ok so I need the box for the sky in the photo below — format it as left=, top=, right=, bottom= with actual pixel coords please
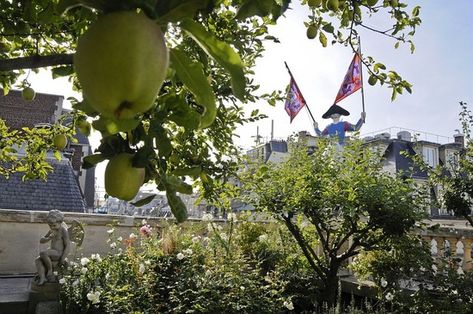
left=237, top=0, right=473, bottom=147
left=27, top=0, right=473, bottom=187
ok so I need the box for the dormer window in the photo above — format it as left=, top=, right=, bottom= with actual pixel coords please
left=422, top=146, right=438, bottom=167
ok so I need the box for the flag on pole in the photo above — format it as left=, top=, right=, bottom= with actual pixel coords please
left=334, top=52, right=362, bottom=104
left=284, top=77, right=307, bottom=123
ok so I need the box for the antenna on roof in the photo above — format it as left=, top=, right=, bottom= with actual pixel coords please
left=251, top=126, right=262, bottom=145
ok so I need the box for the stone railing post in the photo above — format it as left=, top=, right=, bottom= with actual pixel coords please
left=463, top=238, right=472, bottom=271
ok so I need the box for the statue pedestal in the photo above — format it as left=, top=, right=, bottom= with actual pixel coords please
left=29, top=281, right=61, bottom=314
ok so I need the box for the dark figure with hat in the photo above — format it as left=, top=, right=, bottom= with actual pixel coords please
left=313, top=104, right=366, bottom=144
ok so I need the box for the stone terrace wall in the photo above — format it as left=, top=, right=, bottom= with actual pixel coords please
left=0, top=209, right=164, bottom=274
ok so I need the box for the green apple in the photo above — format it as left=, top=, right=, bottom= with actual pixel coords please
left=74, top=11, right=169, bottom=120
left=306, top=25, right=318, bottom=39
left=327, top=0, right=339, bottom=11
left=105, top=153, right=145, bottom=201
left=76, top=119, right=91, bottom=136
left=53, top=133, right=67, bottom=150
left=22, top=87, right=36, bottom=101
left=307, top=0, right=322, bottom=8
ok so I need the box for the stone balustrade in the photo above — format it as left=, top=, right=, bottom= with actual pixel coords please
left=420, top=221, right=473, bottom=272
left=1, top=209, right=472, bottom=275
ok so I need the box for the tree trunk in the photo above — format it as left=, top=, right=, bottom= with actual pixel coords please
left=319, top=265, right=340, bottom=309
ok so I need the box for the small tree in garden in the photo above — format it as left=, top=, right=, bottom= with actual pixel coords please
left=242, top=138, right=427, bottom=307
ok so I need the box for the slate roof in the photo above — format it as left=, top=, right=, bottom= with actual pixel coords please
left=0, top=159, right=86, bottom=212
left=0, top=89, right=63, bottom=129
left=382, top=139, right=428, bottom=179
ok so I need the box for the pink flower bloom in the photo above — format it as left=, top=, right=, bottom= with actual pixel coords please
left=140, top=225, right=152, bottom=237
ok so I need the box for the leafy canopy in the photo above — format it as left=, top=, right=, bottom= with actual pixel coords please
left=241, top=137, right=426, bottom=305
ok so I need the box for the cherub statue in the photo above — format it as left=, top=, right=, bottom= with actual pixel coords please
left=35, top=210, right=71, bottom=285
left=313, top=104, right=365, bottom=144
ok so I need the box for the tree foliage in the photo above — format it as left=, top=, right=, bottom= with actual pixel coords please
left=420, top=102, right=473, bottom=226
left=241, top=138, right=427, bottom=306
left=0, top=0, right=422, bottom=219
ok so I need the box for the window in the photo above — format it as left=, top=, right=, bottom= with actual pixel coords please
left=422, top=146, right=438, bottom=167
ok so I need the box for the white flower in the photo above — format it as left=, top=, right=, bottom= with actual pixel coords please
left=141, top=219, right=147, bottom=225
left=192, top=236, right=200, bottom=244
left=53, top=271, right=58, bottom=276
left=144, top=260, right=151, bottom=265
left=240, top=286, right=245, bottom=291
left=283, top=300, right=294, bottom=310
left=183, top=248, right=193, bottom=255
left=59, top=278, right=66, bottom=284
left=227, top=213, right=237, bottom=222
left=105, top=273, right=110, bottom=280
left=452, top=289, right=458, bottom=295
left=81, top=267, right=88, bottom=274
left=110, top=242, right=117, bottom=249
left=118, top=248, right=123, bottom=254
left=90, top=254, right=102, bottom=262
left=380, top=278, right=388, bottom=288
left=385, top=292, right=394, bottom=301
left=207, top=223, right=213, bottom=233
left=107, top=228, right=115, bottom=234
left=202, top=213, right=213, bottom=221
left=87, top=291, right=101, bottom=304
left=220, top=232, right=228, bottom=241
left=80, top=257, right=90, bottom=266
left=258, top=234, right=268, bottom=242
left=72, top=279, right=79, bottom=287
left=117, top=236, right=123, bottom=241
left=176, top=253, right=185, bottom=260
left=139, top=263, right=146, bottom=274
left=129, top=233, right=137, bottom=239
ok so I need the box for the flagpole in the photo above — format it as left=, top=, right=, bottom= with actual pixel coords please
left=357, top=38, right=366, bottom=119
left=284, top=61, right=316, bottom=123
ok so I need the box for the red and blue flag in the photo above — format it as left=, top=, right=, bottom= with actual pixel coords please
left=284, top=78, right=307, bottom=123
left=334, top=52, right=362, bottom=104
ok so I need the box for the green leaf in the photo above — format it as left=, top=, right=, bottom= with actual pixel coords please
left=82, top=153, right=106, bottom=169
left=150, top=123, right=172, bottom=158
left=53, top=150, right=62, bottom=161
left=374, top=63, right=386, bottom=72
left=52, top=66, right=74, bottom=79
left=92, top=116, right=141, bottom=135
left=235, top=0, right=275, bottom=20
left=180, top=18, right=246, bottom=101
left=322, top=23, right=334, bottom=33
left=172, top=165, right=202, bottom=177
left=157, top=0, right=209, bottom=23
left=131, top=194, right=156, bottom=207
left=170, top=49, right=217, bottom=128
left=166, top=175, right=193, bottom=194
left=319, top=32, right=327, bottom=47
left=166, top=189, right=188, bottom=223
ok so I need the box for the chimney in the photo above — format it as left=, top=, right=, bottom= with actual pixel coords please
left=453, top=131, right=464, bottom=148
left=397, top=131, right=411, bottom=142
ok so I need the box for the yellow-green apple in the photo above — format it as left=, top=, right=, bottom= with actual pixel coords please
left=105, top=153, right=145, bottom=201
left=74, top=11, right=169, bottom=119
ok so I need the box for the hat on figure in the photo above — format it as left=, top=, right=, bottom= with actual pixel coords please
left=322, top=104, right=350, bottom=119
